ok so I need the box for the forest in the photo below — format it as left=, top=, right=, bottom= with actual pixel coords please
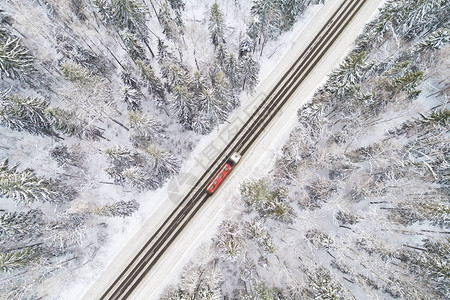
left=160, top=0, right=449, bottom=299
left=0, top=0, right=327, bottom=298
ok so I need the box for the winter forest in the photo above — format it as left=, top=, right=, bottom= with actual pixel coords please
left=159, top=1, right=450, bottom=300
left=0, top=0, right=332, bottom=298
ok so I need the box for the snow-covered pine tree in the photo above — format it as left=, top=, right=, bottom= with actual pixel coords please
left=0, top=210, right=43, bottom=238
left=0, top=158, right=76, bottom=205
left=49, top=144, right=80, bottom=167
left=325, top=51, right=369, bottom=97
left=124, top=85, right=141, bottom=111
left=145, top=145, right=180, bottom=180
left=0, top=93, right=55, bottom=136
left=104, top=146, right=146, bottom=184
left=172, top=84, right=193, bottom=128
left=129, top=111, right=162, bottom=146
left=223, top=54, right=240, bottom=92
left=167, top=0, right=185, bottom=12
left=46, top=107, right=102, bottom=140
left=60, top=62, right=92, bottom=82
left=209, top=3, right=226, bottom=48
left=124, top=33, right=146, bottom=61
left=0, top=36, right=34, bottom=80
left=0, top=247, right=38, bottom=273
left=135, top=60, right=166, bottom=105
left=122, top=166, right=158, bottom=190
left=93, top=199, right=140, bottom=217
left=164, top=64, right=190, bottom=93
left=415, top=28, right=450, bottom=53
left=212, top=71, right=235, bottom=109
left=239, top=54, right=260, bottom=93
left=158, top=2, right=180, bottom=43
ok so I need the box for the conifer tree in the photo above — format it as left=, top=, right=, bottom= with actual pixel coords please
left=0, top=158, right=76, bottom=205
left=0, top=93, right=54, bottom=136
left=0, top=247, right=38, bottom=273
left=93, top=199, right=140, bottom=217
left=0, top=37, right=34, bottom=80
left=60, top=62, right=92, bottom=82
left=415, top=28, right=450, bottom=53
left=124, top=33, right=146, bottom=61
left=239, top=54, right=260, bottom=93
left=172, top=84, right=193, bottom=128
left=135, top=60, right=166, bottom=105
left=46, top=107, right=102, bottom=140
left=209, top=3, right=226, bottom=48
left=129, top=111, right=162, bottom=146
left=0, top=210, right=43, bottom=238
left=145, top=145, right=180, bottom=179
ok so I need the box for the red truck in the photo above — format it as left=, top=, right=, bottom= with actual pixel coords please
left=205, top=152, right=241, bottom=194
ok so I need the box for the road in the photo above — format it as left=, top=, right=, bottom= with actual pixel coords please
left=87, top=0, right=383, bottom=299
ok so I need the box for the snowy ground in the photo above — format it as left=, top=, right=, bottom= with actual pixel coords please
left=79, top=1, right=385, bottom=299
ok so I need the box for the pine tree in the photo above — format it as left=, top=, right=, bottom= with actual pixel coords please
left=60, top=62, right=92, bottom=82
left=122, top=166, right=158, bottom=190
left=167, top=0, right=185, bottom=11
left=135, top=60, right=166, bottom=105
left=145, top=145, right=180, bottom=179
left=129, top=111, right=162, bottom=145
left=223, top=54, right=240, bottom=91
left=415, top=28, right=450, bottom=53
left=123, top=85, right=141, bottom=111
left=158, top=3, right=180, bottom=42
left=0, top=93, right=54, bottom=136
left=46, top=107, right=102, bottom=140
left=212, top=71, right=234, bottom=109
left=0, top=37, right=34, bottom=80
left=49, top=144, right=82, bottom=167
left=172, top=84, right=193, bottom=128
left=326, top=52, right=368, bottom=97
left=124, top=33, right=146, bottom=61
left=164, top=64, right=190, bottom=92
left=209, top=3, right=226, bottom=48
left=239, top=54, right=260, bottom=93
left=0, top=158, right=76, bottom=205
left=0, top=210, right=43, bottom=238
left=93, top=199, right=140, bottom=217
left=0, top=247, right=38, bottom=273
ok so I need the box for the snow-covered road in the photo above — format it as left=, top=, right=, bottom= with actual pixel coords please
left=82, top=1, right=385, bottom=299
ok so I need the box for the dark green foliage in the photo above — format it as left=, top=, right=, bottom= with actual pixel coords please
left=0, top=37, right=34, bottom=80
left=239, top=54, right=260, bottom=93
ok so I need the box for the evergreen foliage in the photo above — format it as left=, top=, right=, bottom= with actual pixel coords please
left=0, top=93, right=55, bottom=136
left=135, top=60, right=166, bottom=105
left=0, top=247, right=38, bottom=273
left=129, top=111, right=162, bottom=146
left=145, top=145, right=180, bottom=179
left=239, top=54, right=260, bottom=93
left=93, top=199, right=140, bottom=217
left=124, top=33, right=146, bottom=61
left=209, top=3, right=226, bottom=48
left=0, top=210, right=43, bottom=238
left=415, top=28, right=450, bottom=53
left=94, top=0, right=148, bottom=37
left=0, top=37, right=34, bottom=80
left=0, top=158, right=77, bottom=205
left=60, top=62, right=92, bottom=82
left=46, top=107, right=102, bottom=140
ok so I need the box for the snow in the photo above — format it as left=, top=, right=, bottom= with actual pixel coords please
left=120, top=0, right=386, bottom=299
